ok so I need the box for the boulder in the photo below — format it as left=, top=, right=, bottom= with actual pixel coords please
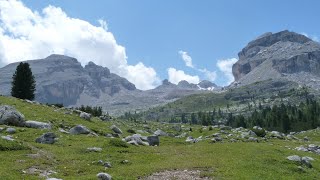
left=86, top=147, right=102, bottom=152
left=110, top=125, right=122, bottom=134
left=287, top=155, right=301, bottom=162
left=6, top=127, right=16, bottom=134
left=97, top=172, right=112, bottom=180
left=25, top=121, right=52, bottom=129
left=154, top=129, right=167, bottom=136
left=270, top=131, right=284, bottom=139
left=80, top=112, right=91, bottom=120
left=124, top=134, right=149, bottom=146
left=69, top=125, right=90, bottom=135
left=301, top=157, right=313, bottom=168
left=35, top=132, right=57, bottom=144
left=0, top=105, right=25, bottom=126
left=1, top=135, right=14, bottom=141
left=147, top=135, right=160, bottom=146
left=248, top=137, right=258, bottom=142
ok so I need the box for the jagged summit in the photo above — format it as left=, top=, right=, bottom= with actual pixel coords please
left=232, top=30, right=320, bottom=89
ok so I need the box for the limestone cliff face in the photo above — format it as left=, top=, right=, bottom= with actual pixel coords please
left=0, top=54, right=136, bottom=105
left=232, top=30, right=320, bottom=89
left=0, top=55, right=218, bottom=115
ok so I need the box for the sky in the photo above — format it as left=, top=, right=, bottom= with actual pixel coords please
left=0, top=0, right=319, bottom=90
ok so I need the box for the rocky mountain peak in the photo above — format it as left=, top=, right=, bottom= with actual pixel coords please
left=198, top=80, right=217, bottom=89
left=232, top=30, right=320, bottom=89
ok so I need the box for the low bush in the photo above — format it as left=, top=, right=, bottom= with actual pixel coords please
left=109, top=139, right=129, bottom=148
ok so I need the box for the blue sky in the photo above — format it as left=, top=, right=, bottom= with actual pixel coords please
left=1, top=0, right=319, bottom=89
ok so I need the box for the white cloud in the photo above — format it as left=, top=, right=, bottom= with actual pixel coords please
left=179, top=50, right=194, bottom=68
left=0, top=0, right=160, bottom=90
left=199, top=68, right=217, bottom=82
left=216, top=58, right=238, bottom=85
left=167, top=67, right=200, bottom=84
left=178, top=50, right=217, bottom=82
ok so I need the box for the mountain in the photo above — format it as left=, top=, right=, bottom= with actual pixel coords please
left=232, top=30, right=320, bottom=89
left=0, top=54, right=218, bottom=115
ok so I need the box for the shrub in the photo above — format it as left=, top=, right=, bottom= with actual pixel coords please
left=209, top=126, right=213, bottom=131
left=109, top=139, right=129, bottom=148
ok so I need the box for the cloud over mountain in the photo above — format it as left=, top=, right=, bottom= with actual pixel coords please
left=0, top=0, right=160, bottom=90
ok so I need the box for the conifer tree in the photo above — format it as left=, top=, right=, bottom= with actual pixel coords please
left=11, top=62, right=36, bottom=100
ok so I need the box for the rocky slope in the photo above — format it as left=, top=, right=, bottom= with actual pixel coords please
left=232, top=30, right=320, bottom=89
left=0, top=55, right=218, bottom=115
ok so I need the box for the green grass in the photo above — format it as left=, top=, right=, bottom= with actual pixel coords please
left=0, top=96, right=320, bottom=179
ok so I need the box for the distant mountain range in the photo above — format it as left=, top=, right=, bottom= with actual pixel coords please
left=0, top=54, right=219, bottom=115
left=1, top=30, right=319, bottom=116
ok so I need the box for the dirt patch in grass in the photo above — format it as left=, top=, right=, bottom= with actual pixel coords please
left=142, top=169, right=212, bottom=180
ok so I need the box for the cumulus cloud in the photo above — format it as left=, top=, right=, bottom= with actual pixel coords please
left=167, top=68, right=200, bottom=84
left=216, top=58, right=238, bottom=85
left=178, top=50, right=216, bottom=82
left=178, top=50, right=194, bottom=68
left=0, top=0, right=160, bottom=90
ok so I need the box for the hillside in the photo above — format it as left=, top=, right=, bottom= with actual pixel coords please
left=1, top=96, right=320, bottom=179
left=131, top=79, right=319, bottom=122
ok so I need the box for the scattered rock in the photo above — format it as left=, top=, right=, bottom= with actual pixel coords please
left=124, top=134, right=149, bottom=146
left=0, top=105, right=25, bottom=126
left=287, top=155, right=301, bottom=162
left=0, top=127, right=5, bottom=132
left=86, top=147, right=102, bottom=152
left=35, top=132, right=57, bottom=144
left=104, top=162, right=112, bottom=168
left=97, top=172, right=112, bottom=180
left=147, top=135, right=160, bottom=146
left=186, top=136, right=202, bottom=143
left=154, top=129, right=167, bottom=136
left=59, top=128, right=70, bottom=134
left=46, top=178, right=63, bottom=180
left=270, top=131, right=284, bottom=139
left=1, top=135, right=14, bottom=141
left=80, top=112, right=91, bottom=120
left=69, top=125, right=91, bottom=135
left=25, top=121, right=52, bottom=129
left=121, top=160, right=129, bottom=164
left=110, top=125, right=122, bottom=134
left=248, top=137, right=258, bottom=142
left=6, top=127, right=16, bottom=134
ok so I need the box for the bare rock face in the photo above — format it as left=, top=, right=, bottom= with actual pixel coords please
left=232, top=30, right=320, bottom=89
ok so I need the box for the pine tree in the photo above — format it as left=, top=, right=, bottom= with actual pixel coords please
left=11, top=62, right=36, bottom=100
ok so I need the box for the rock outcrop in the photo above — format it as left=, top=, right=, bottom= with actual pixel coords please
left=232, top=30, right=320, bottom=89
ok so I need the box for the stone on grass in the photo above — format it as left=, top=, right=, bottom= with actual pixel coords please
left=97, top=172, right=112, bottom=180
left=1, top=135, right=14, bottom=141
left=25, top=121, right=52, bottom=129
left=147, top=135, right=160, bottom=146
left=69, top=125, right=90, bottom=135
left=80, top=112, right=91, bottom=120
left=110, top=125, right=122, bottom=134
left=36, top=132, right=57, bottom=144
left=154, top=129, right=167, bottom=136
left=86, top=147, right=102, bottom=152
left=287, top=155, right=301, bottom=162
left=0, top=105, right=25, bottom=126
left=6, top=127, right=16, bottom=134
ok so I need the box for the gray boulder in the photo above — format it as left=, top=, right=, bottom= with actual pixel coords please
left=1, top=135, right=14, bottom=141
left=287, top=155, right=301, bottom=162
left=86, top=147, right=102, bottom=152
left=80, top=112, right=91, bottom=120
left=25, top=121, right=52, bottom=129
left=154, top=129, right=167, bottom=136
left=0, top=105, right=25, bottom=126
left=69, top=125, right=90, bottom=135
left=147, top=135, right=160, bottom=146
left=35, top=132, right=57, bottom=144
left=110, top=125, right=122, bottom=134
left=97, top=172, right=112, bottom=180
left=124, top=134, right=149, bottom=146
left=6, top=127, right=16, bottom=134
